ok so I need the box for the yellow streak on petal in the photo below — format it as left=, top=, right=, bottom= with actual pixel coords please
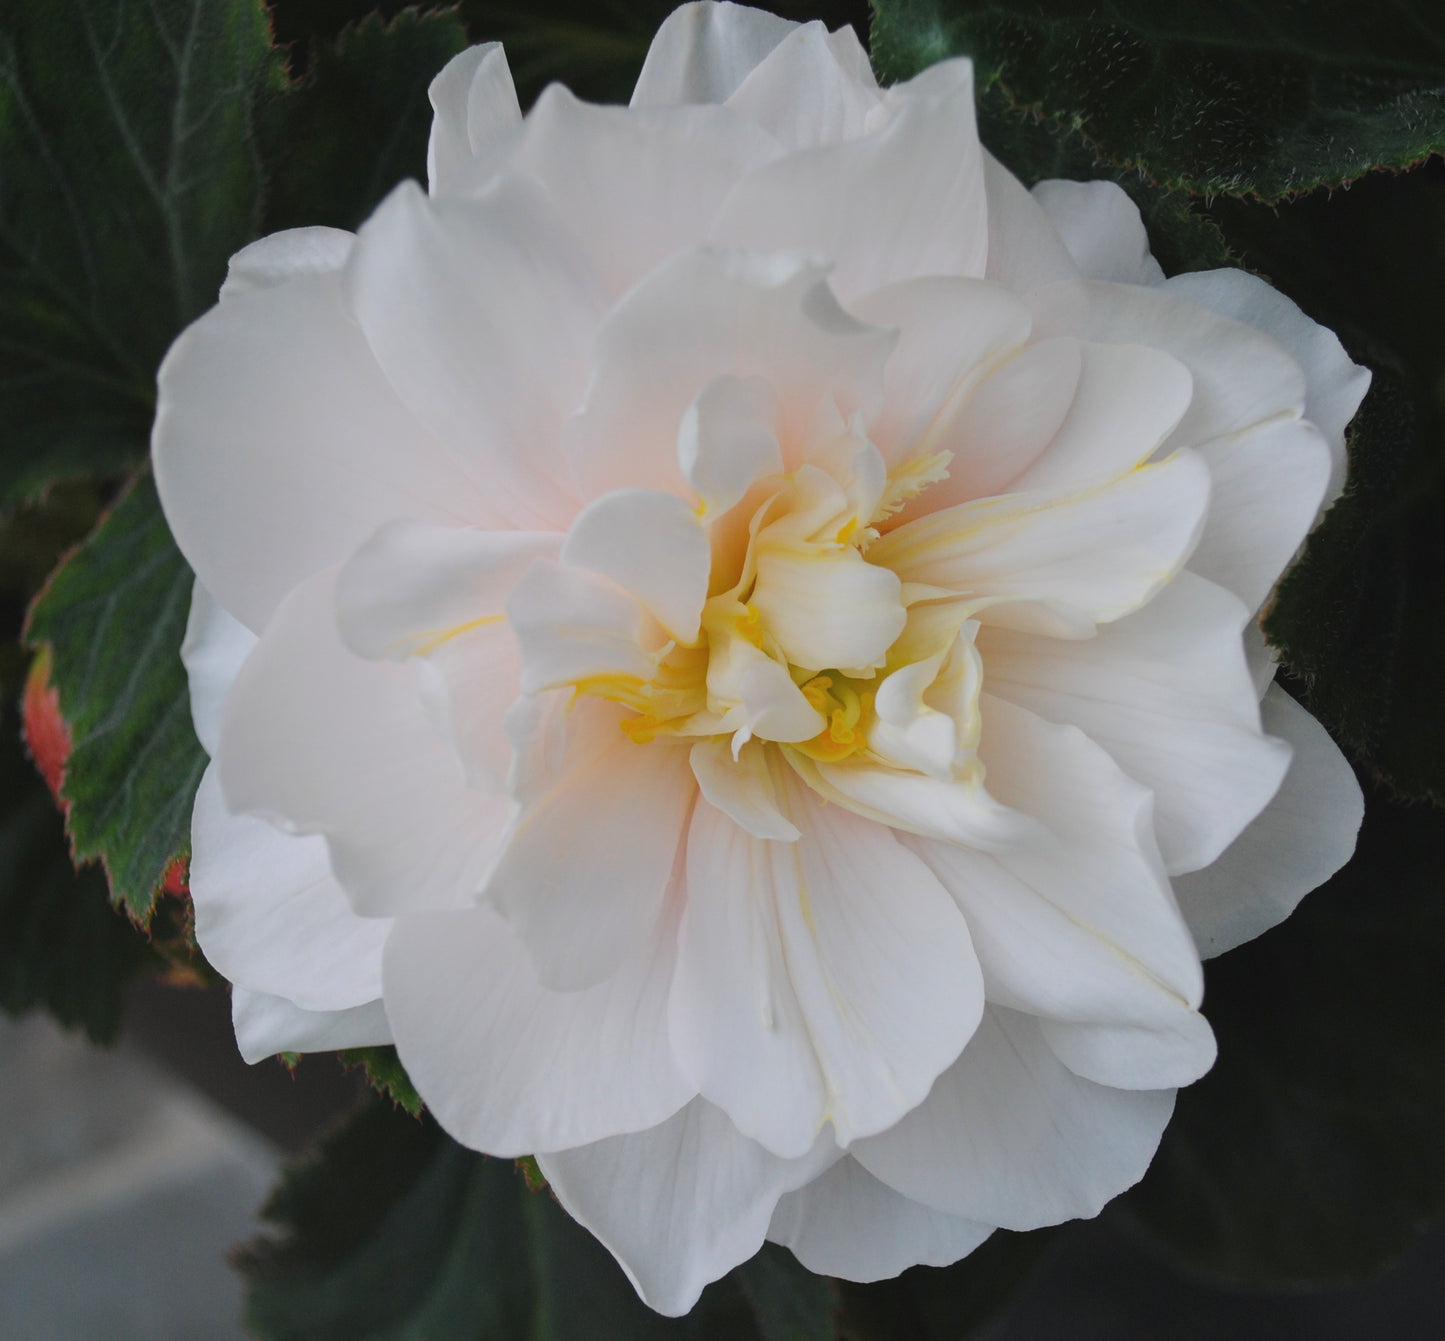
left=407, top=612, right=506, bottom=657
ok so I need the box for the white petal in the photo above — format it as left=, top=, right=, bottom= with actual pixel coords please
left=1038, top=1011, right=1217, bottom=1091
left=671, top=772, right=983, bottom=1157
left=979, top=572, right=1292, bottom=875
left=181, top=581, right=257, bottom=757
left=538, top=1099, right=835, bottom=1318
left=383, top=901, right=692, bottom=1156
left=218, top=569, right=509, bottom=916
left=231, top=988, right=390, bottom=1065
left=191, top=765, right=391, bottom=1012
left=414, top=620, right=521, bottom=793
left=1174, top=683, right=1363, bottom=958
left=851, top=275, right=1033, bottom=471
left=563, top=247, right=894, bottom=501
left=562, top=490, right=711, bottom=643
left=219, top=227, right=354, bottom=300
left=724, top=21, right=881, bottom=151
left=487, top=703, right=695, bottom=989
left=690, top=737, right=799, bottom=841
left=854, top=1008, right=1176, bottom=1229
left=793, top=752, right=1043, bottom=853
left=1028, top=279, right=1307, bottom=452
left=713, top=58, right=987, bottom=303
left=959, top=693, right=1204, bottom=1005
left=870, top=450, right=1212, bottom=635
left=1031, top=180, right=1164, bottom=286
left=982, top=152, right=1080, bottom=292
left=1187, top=418, right=1333, bottom=613
left=347, top=177, right=599, bottom=529
left=768, top=1157, right=992, bottom=1281
left=517, top=86, right=778, bottom=304
left=153, top=269, right=497, bottom=633
left=1164, top=267, right=1371, bottom=498
left=335, top=520, right=558, bottom=660
left=631, top=1, right=799, bottom=107
left=679, top=374, right=783, bottom=517
left=1007, top=342, right=1194, bottom=493
left=750, top=545, right=905, bottom=672
left=426, top=42, right=522, bottom=198
left=507, top=559, right=657, bottom=694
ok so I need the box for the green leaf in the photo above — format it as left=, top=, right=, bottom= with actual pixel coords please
left=261, top=7, right=470, bottom=235
left=339, top=1044, right=425, bottom=1117
left=870, top=0, right=1445, bottom=198
left=1114, top=775, right=1445, bottom=1282
left=0, top=0, right=283, bottom=506
left=241, top=1099, right=838, bottom=1340
left=24, top=471, right=206, bottom=921
left=0, top=724, right=156, bottom=1042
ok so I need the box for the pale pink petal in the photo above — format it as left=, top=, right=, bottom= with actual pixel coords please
left=854, top=1008, right=1176, bottom=1229
left=383, top=901, right=692, bottom=1155
left=713, top=59, right=988, bottom=303
left=181, top=581, right=257, bottom=756
left=1165, top=268, right=1371, bottom=498
left=414, top=621, right=522, bottom=793
left=671, top=772, right=983, bottom=1157
left=540, top=1101, right=835, bottom=1317
left=679, top=374, right=783, bottom=516
left=563, top=247, right=894, bottom=501
left=982, top=152, right=1079, bottom=292
left=562, top=490, right=711, bottom=643
left=153, top=270, right=497, bottom=633
left=217, top=570, right=508, bottom=916
left=768, top=1157, right=992, bottom=1281
left=426, top=43, right=522, bottom=199
left=724, top=21, right=881, bottom=151
left=1173, top=684, right=1363, bottom=958
left=869, top=450, right=1211, bottom=636
left=979, top=573, right=1292, bottom=875
left=346, top=177, right=601, bottom=528
left=335, top=520, right=558, bottom=660
left=487, top=703, right=695, bottom=989
left=231, top=988, right=390, bottom=1065
left=218, top=227, right=354, bottom=300
left=630, top=1, right=799, bottom=107
left=191, top=765, right=390, bottom=1012
left=1031, top=179, right=1164, bottom=286
left=690, top=738, right=799, bottom=841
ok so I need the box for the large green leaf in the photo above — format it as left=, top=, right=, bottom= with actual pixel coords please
left=0, top=0, right=283, bottom=506
left=871, top=0, right=1445, bottom=197
left=24, top=472, right=205, bottom=921
left=0, top=725, right=156, bottom=1042
left=241, top=1100, right=835, bottom=1341
left=1114, top=774, right=1445, bottom=1281
left=261, top=7, right=470, bottom=234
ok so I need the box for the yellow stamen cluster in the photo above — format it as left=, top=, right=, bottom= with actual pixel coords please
left=793, top=673, right=874, bottom=763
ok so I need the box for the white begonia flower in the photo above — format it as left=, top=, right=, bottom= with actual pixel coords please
left=154, top=1, right=1370, bottom=1315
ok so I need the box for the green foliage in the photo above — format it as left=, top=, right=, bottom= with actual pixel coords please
left=240, top=1100, right=835, bottom=1340
left=339, top=1044, right=425, bottom=1117
left=1115, top=776, right=1445, bottom=1282
left=0, top=726, right=157, bottom=1042
left=0, top=0, right=284, bottom=506
left=261, top=7, right=470, bottom=233
left=24, top=472, right=206, bottom=921
left=871, top=0, right=1445, bottom=198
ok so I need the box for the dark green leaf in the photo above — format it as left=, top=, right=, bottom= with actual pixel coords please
left=871, top=0, right=1445, bottom=198
left=261, top=8, right=470, bottom=235
left=0, top=724, right=156, bottom=1042
left=0, top=0, right=283, bottom=506
left=242, top=1100, right=843, bottom=1340
left=339, top=1044, right=424, bottom=1117
left=1114, top=776, right=1445, bottom=1282
left=24, top=472, right=206, bottom=921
